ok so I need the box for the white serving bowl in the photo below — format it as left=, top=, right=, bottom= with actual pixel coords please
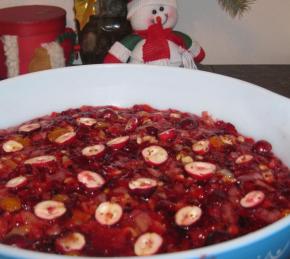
left=0, top=65, right=289, bottom=259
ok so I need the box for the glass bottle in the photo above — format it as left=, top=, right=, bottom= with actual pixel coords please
left=77, top=0, right=131, bottom=64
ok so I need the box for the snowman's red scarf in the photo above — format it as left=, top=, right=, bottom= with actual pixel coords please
left=134, top=22, right=185, bottom=62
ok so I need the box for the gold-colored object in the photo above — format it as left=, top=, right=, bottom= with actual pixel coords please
left=74, top=0, right=98, bottom=30
left=28, top=47, right=51, bottom=73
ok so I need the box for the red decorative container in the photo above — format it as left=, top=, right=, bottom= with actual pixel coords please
left=0, top=5, right=66, bottom=79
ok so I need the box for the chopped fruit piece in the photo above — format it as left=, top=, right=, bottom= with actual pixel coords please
left=11, top=136, right=31, bottom=147
left=77, top=117, right=97, bottom=126
left=185, top=162, right=216, bottom=179
left=134, top=232, right=163, bottom=256
left=5, top=176, right=27, bottom=189
left=253, top=140, right=272, bottom=155
left=95, top=121, right=109, bottom=129
left=56, top=232, right=86, bottom=253
left=70, top=209, right=91, bottom=226
left=209, top=136, right=224, bottom=149
left=142, top=146, right=168, bottom=166
left=2, top=140, right=23, bottom=153
left=158, top=129, right=176, bottom=142
left=125, top=117, right=139, bottom=132
left=235, top=154, right=253, bottom=164
left=262, top=170, right=274, bottom=183
left=0, top=104, right=289, bottom=257
left=107, top=136, right=129, bottom=150
left=82, top=144, right=105, bottom=158
left=95, top=202, right=123, bottom=226
left=52, top=194, right=69, bottom=203
left=220, top=135, right=236, bottom=145
left=129, top=178, right=157, bottom=196
left=0, top=158, right=18, bottom=173
left=175, top=206, right=202, bottom=227
left=24, top=155, right=56, bottom=166
left=54, top=132, right=76, bottom=145
left=34, top=200, right=66, bottom=220
left=218, top=169, right=236, bottom=183
left=237, top=136, right=245, bottom=143
left=18, top=123, right=40, bottom=133
left=103, top=166, right=123, bottom=178
left=137, top=135, right=158, bottom=145
left=192, top=140, right=210, bottom=155
left=170, top=113, right=181, bottom=118
left=282, top=209, right=290, bottom=217
left=48, top=127, right=72, bottom=142
left=240, top=191, right=265, bottom=208
left=0, top=196, right=21, bottom=212
left=77, top=171, right=105, bottom=189
left=181, top=156, right=194, bottom=165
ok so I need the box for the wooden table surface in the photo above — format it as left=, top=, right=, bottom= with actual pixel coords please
left=198, top=65, right=290, bottom=98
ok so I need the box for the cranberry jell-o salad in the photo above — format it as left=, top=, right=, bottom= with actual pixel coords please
left=0, top=105, right=289, bottom=257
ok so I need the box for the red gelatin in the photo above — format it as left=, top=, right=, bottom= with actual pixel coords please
left=0, top=104, right=289, bottom=257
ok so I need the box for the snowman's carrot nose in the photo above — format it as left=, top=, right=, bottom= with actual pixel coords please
left=156, top=16, right=162, bottom=24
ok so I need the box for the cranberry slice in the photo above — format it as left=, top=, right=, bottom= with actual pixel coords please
left=185, top=162, right=216, bottom=179
left=192, top=140, right=210, bottom=155
left=0, top=104, right=288, bottom=256
left=95, top=202, right=123, bottom=226
left=77, top=117, right=97, bottom=127
left=158, top=129, right=177, bottom=142
left=34, top=200, right=66, bottom=220
left=54, top=132, right=76, bottom=145
left=142, top=146, right=168, bottom=166
left=2, top=140, right=23, bottom=153
left=24, top=155, right=56, bottom=166
left=56, top=232, right=86, bottom=253
left=175, top=206, right=202, bottom=227
left=134, top=233, right=163, bottom=256
left=240, top=190, right=265, bottom=208
left=18, top=123, right=41, bottom=133
left=107, top=136, right=129, bottom=150
left=5, top=176, right=27, bottom=189
left=129, top=178, right=157, bottom=196
left=82, top=144, right=105, bottom=158
left=77, top=171, right=105, bottom=189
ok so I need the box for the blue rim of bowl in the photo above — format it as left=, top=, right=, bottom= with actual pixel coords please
left=0, top=216, right=288, bottom=259
left=0, top=65, right=289, bottom=258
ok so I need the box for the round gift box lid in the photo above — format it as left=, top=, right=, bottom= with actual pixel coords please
left=0, top=5, right=66, bottom=37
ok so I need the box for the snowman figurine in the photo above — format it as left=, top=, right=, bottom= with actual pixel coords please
left=104, top=0, right=205, bottom=68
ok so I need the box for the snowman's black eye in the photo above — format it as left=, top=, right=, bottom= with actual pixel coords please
left=159, top=6, right=164, bottom=12
left=152, top=9, right=157, bottom=15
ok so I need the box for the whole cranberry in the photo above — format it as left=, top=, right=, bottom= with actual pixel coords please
left=102, top=109, right=118, bottom=121
left=146, top=126, right=159, bottom=136
left=216, top=121, right=237, bottom=135
left=252, top=140, right=272, bottom=155
left=179, top=118, right=199, bottom=130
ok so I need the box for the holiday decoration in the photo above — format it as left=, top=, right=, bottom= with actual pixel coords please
left=218, top=0, right=255, bottom=17
left=29, top=28, right=76, bottom=73
left=0, top=5, right=76, bottom=79
left=75, top=0, right=132, bottom=64
left=104, top=0, right=205, bottom=68
left=74, top=0, right=98, bottom=31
